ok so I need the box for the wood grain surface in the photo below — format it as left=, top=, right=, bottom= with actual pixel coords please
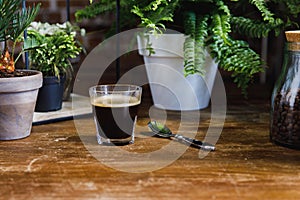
left=1, top=88, right=300, bottom=200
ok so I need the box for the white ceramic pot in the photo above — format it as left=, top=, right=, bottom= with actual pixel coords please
left=137, top=34, right=218, bottom=110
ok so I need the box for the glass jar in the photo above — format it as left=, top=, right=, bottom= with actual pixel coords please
left=270, top=41, right=300, bottom=149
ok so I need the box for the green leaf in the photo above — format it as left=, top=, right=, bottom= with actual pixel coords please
left=23, top=37, right=40, bottom=50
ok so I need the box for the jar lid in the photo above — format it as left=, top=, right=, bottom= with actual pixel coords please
left=285, top=30, right=300, bottom=51
left=286, top=30, right=300, bottom=42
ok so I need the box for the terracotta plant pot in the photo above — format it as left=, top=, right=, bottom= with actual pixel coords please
left=0, top=70, right=43, bottom=140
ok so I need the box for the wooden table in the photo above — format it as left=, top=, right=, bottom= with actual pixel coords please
left=1, top=86, right=300, bottom=200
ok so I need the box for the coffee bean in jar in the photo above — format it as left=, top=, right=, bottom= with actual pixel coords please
left=271, top=90, right=300, bottom=149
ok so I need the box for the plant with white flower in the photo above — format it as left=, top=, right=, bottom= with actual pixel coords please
left=25, top=22, right=85, bottom=78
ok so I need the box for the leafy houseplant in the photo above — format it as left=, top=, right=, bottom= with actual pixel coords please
left=133, top=0, right=300, bottom=95
left=76, top=0, right=300, bottom=95
left=0, top=0, right=41, bottom=140
left=27, top=22, right=84, bottom=78
left=27, top=22, right=83, bottom=111
left=0, top=0, right=40, bottom=75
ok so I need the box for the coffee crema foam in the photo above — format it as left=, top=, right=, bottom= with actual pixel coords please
left=91, top=94, right=140, bottom=108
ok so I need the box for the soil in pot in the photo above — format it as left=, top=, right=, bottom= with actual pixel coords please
left=0, top=70, right=38, bottom=78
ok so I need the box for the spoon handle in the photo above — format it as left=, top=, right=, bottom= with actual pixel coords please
left=173, top=134, right=215, bottom=151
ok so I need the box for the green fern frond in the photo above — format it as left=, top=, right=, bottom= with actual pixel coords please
left=144, top=0, right=172, bottom=11
left=249, top=0, right=275, bottom=23
left=215, top=0, right=230, bottom=16
left=210, top=13, right=264, bottom=95
left=231, top=16, right=284, bottom=38
left=264, top=0, right=300, bottom=18
left=210, top=35, right=264, bottom=95
left=183, top=1, right=232, bottom=77
left=183, top=11, right=196, bottom=75
left=131, top=5, right=144, bottom=18
left=193, top=15, right=209, bottom=76
left=75, top=0, right=118, bottom=22
left=131, top=0, right=179, bottom=34
left=184, top=11, right=196, bottom=37
left=210, top=13, right=231, bottom=50
left=184, top=37, right=195, bottom=75
left=286, top=1, right=300, bottom=16
left=183, top=12, right=209, bottom=76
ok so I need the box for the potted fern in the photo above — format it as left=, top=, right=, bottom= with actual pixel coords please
left=26, top=22, right=83, bottom=112
left=76, top=0, right=299, bottom=109
left=0, top=0, right=41, bottom=140
left=134, top=0, right=300, bottom=110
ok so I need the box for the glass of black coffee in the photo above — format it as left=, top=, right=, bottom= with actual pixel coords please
left=89, top=84, right=142, bottom=145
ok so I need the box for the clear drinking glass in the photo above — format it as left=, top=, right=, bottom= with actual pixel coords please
left=89, top=84, right=142, bottom=145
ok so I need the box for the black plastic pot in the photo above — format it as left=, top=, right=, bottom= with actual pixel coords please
left=35, top=76, right=66, bottom=112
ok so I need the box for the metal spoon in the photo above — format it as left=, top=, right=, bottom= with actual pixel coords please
left=148, top=121, right=215, bottom=151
